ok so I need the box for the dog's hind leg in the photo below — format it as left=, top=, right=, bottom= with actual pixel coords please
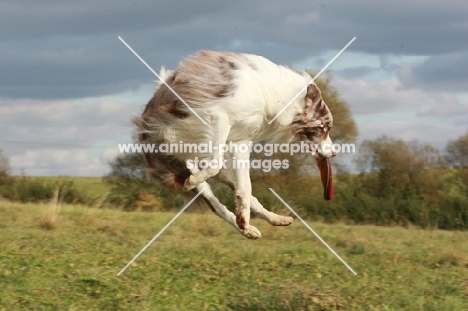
left=250, top=196, right=293, bottom=226
left=194, top=182, right=261, bottom=239
left=213, top=144, right=264, bottom=232
left=182, top=113, right=231, bottom=192
left=217, top=156, right=293, bottom=227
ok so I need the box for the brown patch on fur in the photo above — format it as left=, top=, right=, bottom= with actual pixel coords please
left=228, top=61, right=238, bottom=70
left=314, top=100, right=331, bottom=119
left=143, top=73, right=190, bottom=120
left=306, top=83, right=321, bottom=103
left=215, top=84, right=231, bottom=98
left=236, top=212, right=246, bottom=229
left=248, top=62, right=257, bottom=71
left=160, top=100, right=191, bottom=118
left=173, top=50, right=239, bottom=100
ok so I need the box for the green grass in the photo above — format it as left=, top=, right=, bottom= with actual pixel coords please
left=65, top=177, right=110, bottom=197
left=28, top=176, right=111, bottom=197
left=0, top=202, right=467, bottom=310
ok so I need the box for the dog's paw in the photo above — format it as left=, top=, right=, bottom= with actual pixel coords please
left=241, top=225, right=262, bottom=240
left=182, top=176, right=196, bottom=192
left=271, top=216, right=294, bottom=226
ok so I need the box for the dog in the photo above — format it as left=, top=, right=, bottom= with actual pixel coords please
left=135, top=50, right=335, bottom=239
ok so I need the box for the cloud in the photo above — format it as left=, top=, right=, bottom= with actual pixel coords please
left=9, top=148, right=109, bottom=176
left=356, top=121, right=466, bottom=150
left=416, top=96, right=468, bottom=125
left=333, top=77, right=428, bottom=114
left=398, top=52, right=468, bottom=92
left=0, top=1, right=231, bottom=40
left=101, top=145, right=122, bottom=164
left=0, top=77, right=163, bottom=175
left=3, top=0, right=466, bottom=53
left=1, top=0, right=467, bottom=100
left=0, top=96, right=135, bottom=155
left=333, top=73, right=468, bottom=148
left=0, top=97, right=138, bottom=128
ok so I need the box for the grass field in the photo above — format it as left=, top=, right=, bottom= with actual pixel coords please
left=1, top=201, right=467, bottom=310
left=29, top=176, right=111, bottom=197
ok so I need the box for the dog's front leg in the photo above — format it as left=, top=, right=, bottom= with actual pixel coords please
left=230, top=142, right=253, bottom=232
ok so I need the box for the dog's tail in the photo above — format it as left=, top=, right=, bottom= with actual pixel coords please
left=143, top=151, right=216, bottom=212
left=132, top=116, right=215, bottom=212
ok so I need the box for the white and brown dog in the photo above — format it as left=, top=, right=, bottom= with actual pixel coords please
left=135, top=51, right=335, bottom=239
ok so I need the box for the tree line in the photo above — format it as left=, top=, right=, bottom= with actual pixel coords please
left=101, top=73, right=468, bottom=230
left=98, top=131, right=467, bottom=230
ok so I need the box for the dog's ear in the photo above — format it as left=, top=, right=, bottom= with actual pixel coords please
left=305, top=84, right=321, bottom=109
left=304, top=84, right=323, bottom=120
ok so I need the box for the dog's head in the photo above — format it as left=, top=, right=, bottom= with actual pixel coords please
left=290, top=83, right=335, bottom=200
left=291, top=83, right=334, bottom=158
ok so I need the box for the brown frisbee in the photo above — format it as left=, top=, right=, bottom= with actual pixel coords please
left=316, top=157, right=334, bottom=200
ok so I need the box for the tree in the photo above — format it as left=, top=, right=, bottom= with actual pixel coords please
left=104, top=152, right=150, bottom=210
left=0, top=149, right=12, bottom=190
left=446, top=131, right=468, bottom=191
left=348, top=136, right=465, bottom=228
left=0, top=148, right=10, bottom=177
left=446, top=131, right=468, bottom=168
left=103, top=153, right=182, bottom=211
left=355, top=136, right=443, bottom=199
left=105, top=152, right=145, bottom=180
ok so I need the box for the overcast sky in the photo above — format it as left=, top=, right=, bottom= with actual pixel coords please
left=1, top=0, right=467, bottom=176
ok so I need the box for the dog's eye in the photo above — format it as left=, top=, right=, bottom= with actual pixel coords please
left=323, top=126, right=328, bottom=132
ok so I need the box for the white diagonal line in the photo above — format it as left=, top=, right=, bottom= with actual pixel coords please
left=117, top=188, right=205, bottom=276
left=268, top=37, right=356, bottom=124
left=268, top=188, right=357, bottom=275
left=118, top=36, right=207, bottom=125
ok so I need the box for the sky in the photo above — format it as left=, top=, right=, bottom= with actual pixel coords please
left=0, top=0, right=467, bottom=176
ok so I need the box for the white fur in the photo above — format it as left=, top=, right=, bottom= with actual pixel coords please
left=163, top=55, right=311, bottom=146
left=156, top=66, right=173, bottom=89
